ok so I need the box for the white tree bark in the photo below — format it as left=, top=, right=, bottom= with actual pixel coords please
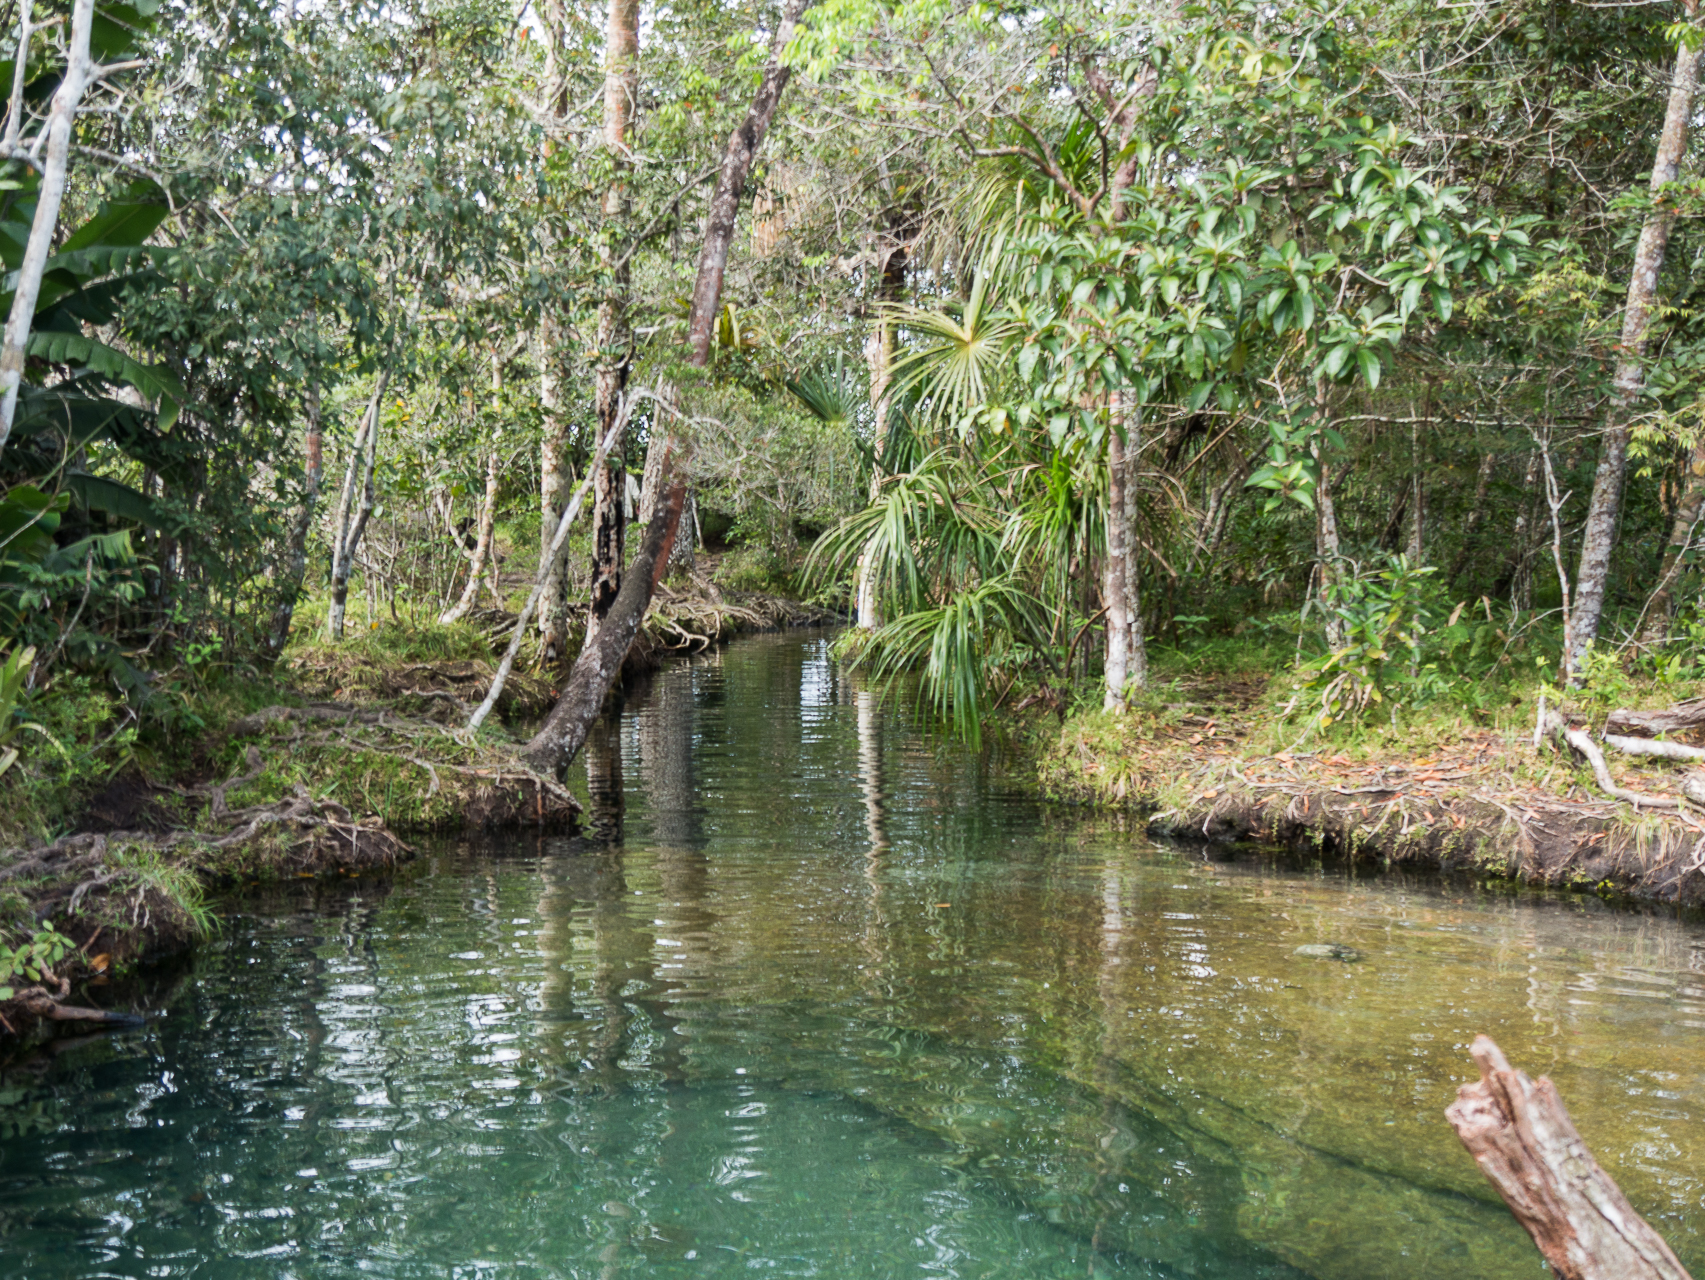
left=326, top=371, right=390, bottom=641
left=1569, top=15, right=1703, bottom=671
left=439, top=449, right=501, bottom=625
left=0, top=0, right=96, bottom=452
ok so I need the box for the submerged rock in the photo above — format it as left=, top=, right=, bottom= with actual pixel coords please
left=1294, top=943, right=1362, bottom=961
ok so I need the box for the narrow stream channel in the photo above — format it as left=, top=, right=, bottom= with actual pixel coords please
left=4, top=631, right=1705, bottom=1278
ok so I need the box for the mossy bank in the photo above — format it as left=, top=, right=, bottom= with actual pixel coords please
left=0, top=579, right=835, bottom=1047
left=1028, top=670, right=1705, bottom=909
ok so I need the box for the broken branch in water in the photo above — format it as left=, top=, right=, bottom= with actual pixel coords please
left=1446, top=1035, right=1693, bottom=1280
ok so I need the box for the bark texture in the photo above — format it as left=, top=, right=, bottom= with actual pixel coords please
left=683, top=0, right=808, bottom=366
left=327, top=373, right=389, bottom=641
left=1569, top=21, right=1702, bottom=670
left=587, top=0, right=640, bottom=643
left=537, top=315, right=577, bottom=664
left=265, top=380, right=323, bottom=658
left=1605, top=696, right=1705, bottom=738
left=1446, top=1034, right=1693, bottom=1280
left=1314, top=451, right=1347, bottom=650
left=0, top=0, right=94, bottom=449
left=1103, top=428, right=1130, bottom=709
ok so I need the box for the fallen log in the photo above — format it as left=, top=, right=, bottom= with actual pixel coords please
left=1542, top=710, right=1681, bottom=809
left=1603, top=732, right=1705, bottom=763
left=1606, top=698, right=1705, bottom=739
left=1446, top=1035, right=1693, bottom=1280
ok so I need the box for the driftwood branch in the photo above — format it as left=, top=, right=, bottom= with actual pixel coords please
left=1606, top=698, right=1705, bottom=739
left=1603, top=733, right=1705, bottom=763
left=1542, top=709, right=1681, bottom=809
left=1446, top=1035, right=1693, bottom=1280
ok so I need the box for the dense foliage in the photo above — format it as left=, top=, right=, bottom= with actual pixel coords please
left=5, top=0, right=1705, bottom=828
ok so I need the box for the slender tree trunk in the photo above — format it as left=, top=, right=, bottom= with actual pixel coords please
left=683, top=0, right=808, bottom=366
left=854, top=208, right=908, bottom=630
left=1316, top=450, right=1347, bottom=650
left=586, top=0, right=640, bottom=645
left=1502, top=447, right=1542, bottom=609
left=1640, top=439, right=1705, bottom=644
left=468, top=414, right=624, bottom=735
left=1406, top=418, right=1425, bottom=564
left=327, top=372, right=389, bottom=641
left=1122, top=418, right=1147, bottom=691
left=1103, top=426, right=1129, bottom=710
left=637, top=0, right=811, bottom=543
left=0, top=0, right=94, bottom=452
left=1089, top=62, right=1153, bottom=697
left=1569, top=15, right=1702, bottom=670
left=537, top=315, right=577, bottom=664
left=1191, top=451, right=1257, bottom=573
left=440, top=449, right=501, bottom=624
left=1448, top=451, right=1496, bottom=588
left=265, top=380, right=323, bottom=658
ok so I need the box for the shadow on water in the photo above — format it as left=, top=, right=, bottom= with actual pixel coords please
left=5, top=631, right=1705, bottom=1278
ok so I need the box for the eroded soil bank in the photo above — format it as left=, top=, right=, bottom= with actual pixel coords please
left=1036, top=676, right=1705, bottom=907
left=0, top=582, right=833, bottom=1046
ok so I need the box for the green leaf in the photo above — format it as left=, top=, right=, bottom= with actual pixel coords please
left=1357, top=348, right=1381, bottom=389
left=59, top=184, right=169, bottom=253
left=26, top=330, right=184, bottom=407
left=62, top=471, right=166, bottom=528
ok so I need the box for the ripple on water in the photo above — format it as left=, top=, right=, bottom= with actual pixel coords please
left=3, top=633, right=1705, bottom=1279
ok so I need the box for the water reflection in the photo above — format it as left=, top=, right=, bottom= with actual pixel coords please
left=4, top=633, right=1705, bottom=1280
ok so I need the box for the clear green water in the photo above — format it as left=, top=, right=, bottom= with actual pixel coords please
left=5, top=633, right=1705, bottom=1279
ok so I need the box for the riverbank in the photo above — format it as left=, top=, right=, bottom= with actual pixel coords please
left=0, top=575, right=834, bottom=1043
left=1031, top=668, right=1705, bottom=906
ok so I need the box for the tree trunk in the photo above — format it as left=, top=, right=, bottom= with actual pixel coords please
left=683, top=0, right=808, bottom=366
left=586, top=0, right=640, bottom=645
left=1568, top=18, right=1702, bottom=670
left=1122, top=418, right=1148, bottom=691
left=1446, top=1035, right=1694, bottom=1280
left=1315, top=451, right=1347, bottom=650
left=1406, top=417, right=1425, bottom=564
left=1640, top=438, right=1705, bottom=645
left=854, top=205, right=908, bottom=630
left=1103, top=426, right=1129, bottom=710
left=326, top=372, right=389, bottom=641
left=637, top=0, right=810, bottom=543
left=0, top=0, right=94, bottom=452
left=467, top=414, right=624, bottom=735
left=440, top=449, right=501, bottom=624
left=1448, top=450, right=1496, bottom=588
left=537, top=315, right=577, bottom=665
left=526, top=1, right=807, bottom=776
left=265, top=380, right=323, bottom=659
left=523, top=465, right=688, bottom=774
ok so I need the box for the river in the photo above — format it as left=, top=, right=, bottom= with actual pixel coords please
left=2, top=631, right=1704, bottom=1278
